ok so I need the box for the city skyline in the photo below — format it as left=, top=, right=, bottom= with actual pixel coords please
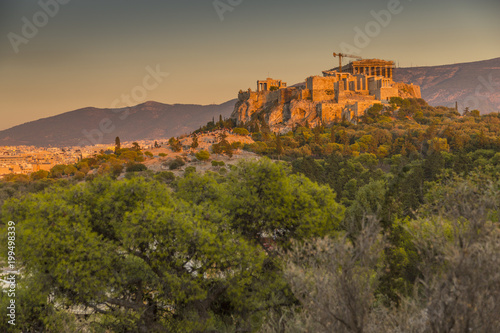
left=1, top=0, right=499, bottom=131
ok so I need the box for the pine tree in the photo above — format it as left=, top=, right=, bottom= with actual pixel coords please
left=115, top=137, right=121, bottom=153
left=191, top=134, right=199, bottom=149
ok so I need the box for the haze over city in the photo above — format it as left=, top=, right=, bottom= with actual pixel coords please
left=1, top=0, right=499, bottom=131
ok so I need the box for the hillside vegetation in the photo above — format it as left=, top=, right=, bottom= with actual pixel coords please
left=1, top=98, right=500, bottom=332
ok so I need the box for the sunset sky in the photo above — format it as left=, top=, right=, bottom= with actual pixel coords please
left=1, top=0, right=499, bottom=130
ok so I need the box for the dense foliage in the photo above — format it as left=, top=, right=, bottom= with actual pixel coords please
left=1, top=159, right=343, bottom=332
left=1, top=99, right=500, bottom=332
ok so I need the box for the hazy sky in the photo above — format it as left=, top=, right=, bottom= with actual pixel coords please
left=1, top=0, right=499, bottom=130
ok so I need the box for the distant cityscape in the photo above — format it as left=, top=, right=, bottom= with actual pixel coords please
left=0, top=139, right=164, bottom=178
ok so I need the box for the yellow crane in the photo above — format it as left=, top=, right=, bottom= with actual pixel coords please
left=333, top=52, right=363, bottom=73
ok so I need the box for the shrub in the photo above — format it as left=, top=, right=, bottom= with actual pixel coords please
left=126, top=163, right=147, bottom=172
left=155, top=171, right=175, bottom=183
left=112, top=164, right=124, bottom=176
left=168, top=137, right=182, bottom=152
left=74, top=171, right=86, bottom=181
left=231, top=141, right=244, bottom=150
left=195, top=150, right=210, bottom=161
left=159, top=153, right=167, bottom=157
left=233, top=128, right=250, bottom=136
left=184, top=166, right=196, bottom=176
left=169, top=158, right=186, bottom=170
left=211, top=160, right=225, bottom=167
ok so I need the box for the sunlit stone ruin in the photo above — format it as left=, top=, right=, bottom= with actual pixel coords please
left=232, top=56, right=422, bottom=130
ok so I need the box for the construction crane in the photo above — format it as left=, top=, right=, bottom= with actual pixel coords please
left=333, top=52, right=363, bottom=73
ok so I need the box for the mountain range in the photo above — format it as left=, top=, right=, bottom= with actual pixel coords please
left=1, top=57, right=499, bottom=147
left=393, top=57, right=500, bottom=114
left=0, top=100, right=236, bottom=147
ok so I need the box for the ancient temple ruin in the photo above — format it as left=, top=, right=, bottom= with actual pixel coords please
left=232, top=57, right=422, bottom=129
left=257, top=78, right=287, bottom=92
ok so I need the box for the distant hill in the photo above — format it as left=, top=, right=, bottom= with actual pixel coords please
left=0, top=100, right=236, bottom=147
left=394, top=57, right=500, bottom=114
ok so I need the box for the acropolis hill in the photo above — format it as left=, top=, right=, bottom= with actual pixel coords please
left=231, top=57, right=421, bottom=132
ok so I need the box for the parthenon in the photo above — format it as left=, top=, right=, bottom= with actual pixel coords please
left=323, top=59, right=394, bottom=79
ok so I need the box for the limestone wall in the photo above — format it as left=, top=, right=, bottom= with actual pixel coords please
left=377, top=87, right=399, bottom=101
left=353, top=100, right=380, bottom=118
left=300, top=89, right=311, bottom=100
left=312, top=89, right=336, bottom=102
left=317, top=103, right=343, bottom=123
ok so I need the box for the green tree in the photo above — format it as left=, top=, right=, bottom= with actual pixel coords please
left=30, top=170, right=49, bottom=181
left=2, top=177, right=266, bottom=332
left=222, top=158, right=344, bottom=249
left=49, top=164, right=67, bottom=178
